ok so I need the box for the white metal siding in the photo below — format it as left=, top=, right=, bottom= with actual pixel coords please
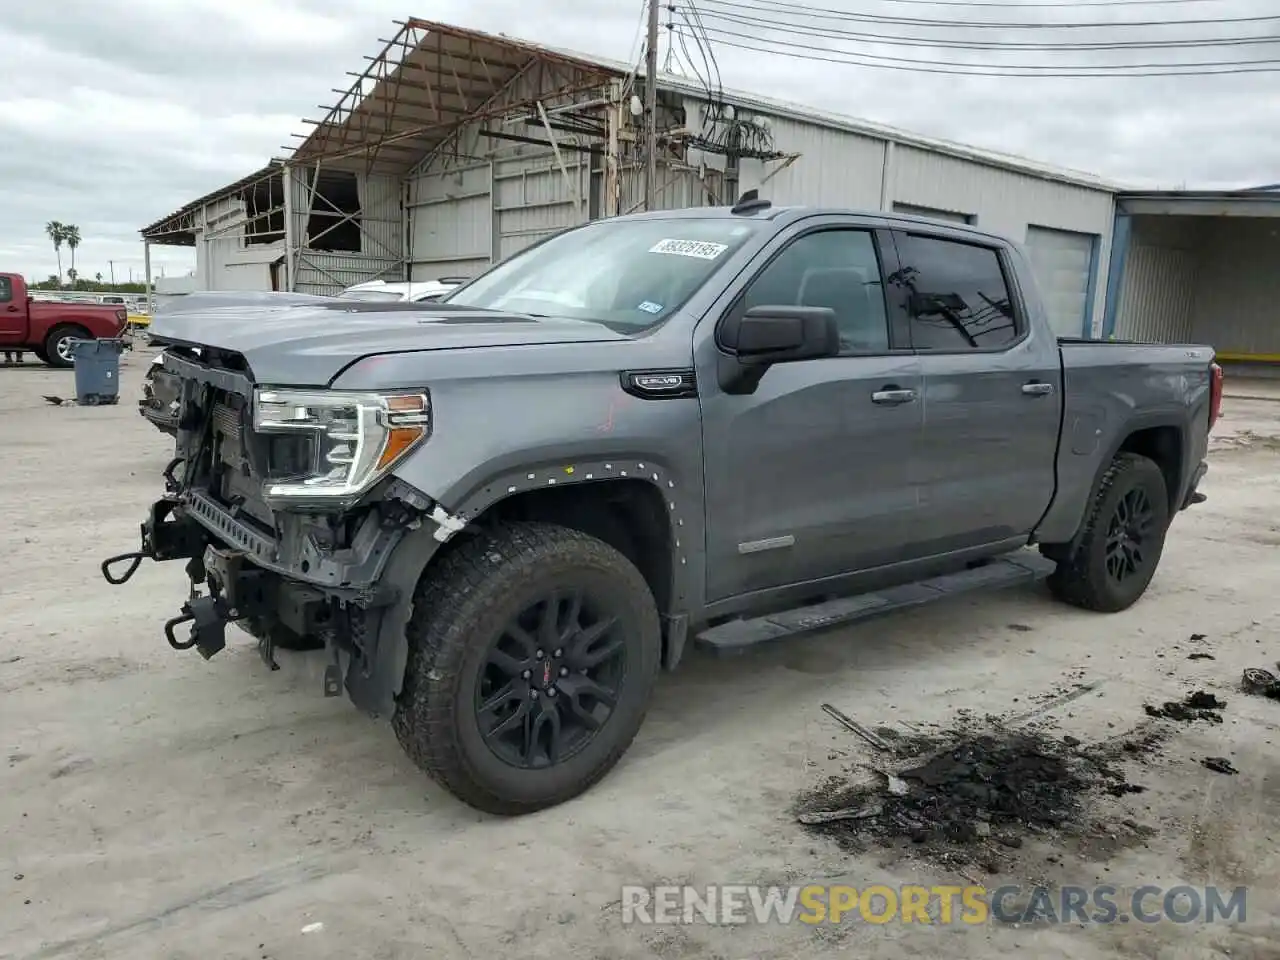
left=360, top=174, right=404, bottom=262
left=493, top=150, right=590, bottom=260
left=1024, top=225, right=1096, bottom=337
left=736, top=112, right=886, bottom=209
left=407, top=161, right=493, bottom=280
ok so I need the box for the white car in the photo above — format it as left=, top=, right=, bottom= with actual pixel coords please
left=338, top=278, right=466, bottom=303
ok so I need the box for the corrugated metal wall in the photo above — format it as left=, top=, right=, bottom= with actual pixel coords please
left=397, top=84, right=1115, bottom=328
left=493, top=150, right=591, bottom=260
left=735, top=114, right=887, bottom=209
left=406, top=159, right=493, bottom=279
left=284, top=166, right=405, bottom=295
left=1114, top=217, right=1200, bottom=343
left=1189, top=218, right=1280, bottom=354
left=195, top=195, right=285, bottom=292
left=705, top=112, right=1115, bottom=334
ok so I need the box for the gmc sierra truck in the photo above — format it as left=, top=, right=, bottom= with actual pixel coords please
left=0, top=273, right=129, bottom=366
left=102, top=199, right=1222, bottom=815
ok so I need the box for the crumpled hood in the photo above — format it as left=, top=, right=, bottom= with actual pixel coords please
left=148, top=297, right=629, bottom=385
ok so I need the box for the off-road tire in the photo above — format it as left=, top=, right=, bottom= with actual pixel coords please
left=392, top=521, right=661, bottom=814
left=1046, top=452, right=1171, bottom=613
left=43, top=325, right=91, bottom=369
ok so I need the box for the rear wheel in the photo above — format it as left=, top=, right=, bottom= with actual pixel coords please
left=44, top=325, right=91, bottom=369
left=393, top=522, right=661, bottom=814
left=1046, top=452, right=1171, bottom=612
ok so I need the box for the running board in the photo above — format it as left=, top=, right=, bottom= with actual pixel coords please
left=694, top=551, right=1057, bottom=656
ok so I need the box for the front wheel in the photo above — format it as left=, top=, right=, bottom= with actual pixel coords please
left=1046, top=452, right=1171, bottom=613
left=393, top=522, right=661, bottom=814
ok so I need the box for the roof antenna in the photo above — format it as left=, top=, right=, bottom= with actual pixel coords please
left=731, top=189, right=771, bottom=215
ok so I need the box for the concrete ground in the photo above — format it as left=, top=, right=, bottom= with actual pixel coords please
left=2, top=351, right=1280, bottom=960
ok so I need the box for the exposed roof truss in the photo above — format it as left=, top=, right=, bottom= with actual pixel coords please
left=288, top=18, right=624, bottom=176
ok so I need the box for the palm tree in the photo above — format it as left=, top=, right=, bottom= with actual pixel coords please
left=64, top=225, right=81, bottom=282
left=45, top=221, right=65, bottom=285
left=95, top=272, right=103, bottom=284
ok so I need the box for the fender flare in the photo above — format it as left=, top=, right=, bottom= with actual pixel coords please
left=346, top=455, right=703, bottom=717
left=1047, top=413, right=1188, bottom=556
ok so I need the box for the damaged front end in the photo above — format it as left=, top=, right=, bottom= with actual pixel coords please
left=101, top=347, right=462, bottom=712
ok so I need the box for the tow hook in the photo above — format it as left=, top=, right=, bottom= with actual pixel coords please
left=101, top=552, right=146, bottom=585
left=101, top=497, right=204, bottom=586
left=164, top=594, right=234, bottom=661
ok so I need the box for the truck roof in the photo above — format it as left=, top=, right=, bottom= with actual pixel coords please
left=610, top=202, right=1012, bottom=246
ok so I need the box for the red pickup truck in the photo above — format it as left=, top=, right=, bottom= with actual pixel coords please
left=0, top=272, right=129, bottom=367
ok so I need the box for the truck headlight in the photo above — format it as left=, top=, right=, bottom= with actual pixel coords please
left=252, top=388, right=430, bottom=506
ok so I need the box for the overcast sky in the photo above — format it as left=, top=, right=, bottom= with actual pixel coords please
left=2, top=0, right=1277, bottom=283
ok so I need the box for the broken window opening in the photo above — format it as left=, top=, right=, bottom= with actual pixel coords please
left=244, top=175, right=285, bottom=247
left=305, top=170, right=362, bottom=253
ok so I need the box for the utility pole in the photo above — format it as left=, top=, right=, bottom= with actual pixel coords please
left=108, top=260, right=116, bottom=285
left=644, top=0, right=659, bottom=211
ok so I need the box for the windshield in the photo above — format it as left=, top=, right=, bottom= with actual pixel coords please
left=339, top=289, right=404, bottom=302
left=445, top=217, right=760, bottom=330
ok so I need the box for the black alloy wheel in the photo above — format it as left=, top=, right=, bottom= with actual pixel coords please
left=393, top=522, right=662, bottom=814
left=476, top=590, right=627, bottom=769
left=1045, top=451, right=1171, bottom=613
left=1103, top=486, right=1157, bottom=585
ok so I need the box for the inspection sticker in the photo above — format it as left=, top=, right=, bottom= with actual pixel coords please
left=637, top=301, right=664, bottom=314
left=649, top=238, right=729, bottom=260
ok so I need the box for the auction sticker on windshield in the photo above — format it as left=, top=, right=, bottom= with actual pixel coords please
left=649, top=239, right=729, bottom=260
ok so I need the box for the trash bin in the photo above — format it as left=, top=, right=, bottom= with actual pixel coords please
left=70, top=338, right=126, bottom=406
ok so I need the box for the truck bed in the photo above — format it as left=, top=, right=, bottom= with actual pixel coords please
left=1032, top=337, right=1216, bottom=546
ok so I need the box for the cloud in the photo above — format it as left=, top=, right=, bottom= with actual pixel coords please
left=2, top=0, right=1276, bottom=282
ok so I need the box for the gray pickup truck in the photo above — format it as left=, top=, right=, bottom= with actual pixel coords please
left=103, top=198, right=1222, bottom=814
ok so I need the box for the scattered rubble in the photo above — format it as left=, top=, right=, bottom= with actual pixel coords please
left=796, top=727, right=1146, bottom=861
left=1143, top=691, right=1226, bottom=723
left=1241, top=668, right=1280, bottom=701
left=1201, top=757, right=1238, bottom=776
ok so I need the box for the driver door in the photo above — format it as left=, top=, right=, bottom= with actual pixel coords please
left=696, top=219, right=927, bottom=605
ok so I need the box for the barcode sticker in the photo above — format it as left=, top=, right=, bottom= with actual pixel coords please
left=648, top=238, right=729, bottom=260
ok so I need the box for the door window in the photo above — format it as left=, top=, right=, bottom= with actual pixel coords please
left=0, top=277, right=11, bottom=303
left=741, top=229, right=891, bottom=354
left=892, top=234, right=1020, bottom=351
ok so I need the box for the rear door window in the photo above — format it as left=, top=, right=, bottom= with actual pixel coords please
left=892, top=234, right=1020, bottom=350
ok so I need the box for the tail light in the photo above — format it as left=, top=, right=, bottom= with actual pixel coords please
left=1208, top=361, right=1223, bottom=432
left=116, top=308, right=128, bottom=331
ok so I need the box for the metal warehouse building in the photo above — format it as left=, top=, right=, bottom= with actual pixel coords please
left=1104, top=186, right=1280, bottom=370
left=139, top=17, right=1277, bottom=366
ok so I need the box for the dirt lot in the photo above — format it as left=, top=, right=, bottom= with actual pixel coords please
left=3, top=351, right=1280, bottom=960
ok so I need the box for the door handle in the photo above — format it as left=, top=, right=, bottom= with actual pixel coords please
left=4, top=305, right=17, bottom=312
left=871, top=386, right=917, bottom=405
left=1021, top=381, right=1055, bottom=397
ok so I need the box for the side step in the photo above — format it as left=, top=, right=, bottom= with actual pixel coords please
left=694, top=550, right=1057, bottom=656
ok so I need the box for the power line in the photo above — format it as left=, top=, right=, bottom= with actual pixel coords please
left=696, top=0, right=1280, bottom=30
left=672, top=27, right=1280, bottom=75
left=724, top=0, right=1262, bottom=7
left=685, top=21, right=1280, bottom=68
left=677, top=5, right=1280, bottom=50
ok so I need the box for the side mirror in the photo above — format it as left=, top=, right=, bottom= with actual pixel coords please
left=721, top=305, right=840, bottom=365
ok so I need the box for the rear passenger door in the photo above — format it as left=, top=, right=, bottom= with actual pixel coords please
left=888, top=230, right=1062, bottom=555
